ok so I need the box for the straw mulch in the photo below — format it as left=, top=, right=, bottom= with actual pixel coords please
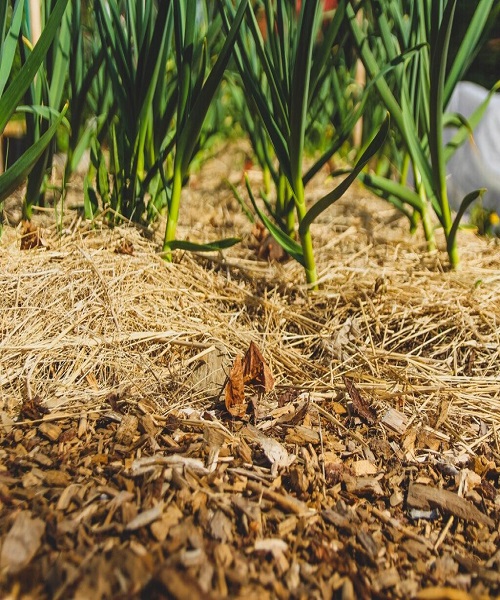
left=1, top=147, right=499, bottom=599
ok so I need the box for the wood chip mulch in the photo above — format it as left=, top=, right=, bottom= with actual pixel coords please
left=0, top=385, right=498, bottom=599
left=1, top=146, right=500, bottom=598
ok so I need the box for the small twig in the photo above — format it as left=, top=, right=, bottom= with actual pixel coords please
left=434, top=515, right=454, bottom=552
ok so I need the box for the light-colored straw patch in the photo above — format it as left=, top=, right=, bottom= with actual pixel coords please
left=1, top=154, right=500, bottom=458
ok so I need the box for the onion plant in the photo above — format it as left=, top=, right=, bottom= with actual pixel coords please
left=220, top=0, right=387, bottom=288
left=94, top=0, right=248, bottom=254
left=21, top=0, right=73, bottom=217
left=94, top=0, right=176, bottom=224
left=161, top=0, right=249, bottom=257
left=0, top=0, right=69, bottom=226
left=61, top=2, right=107, bottom=209
left=347, top=0, right=497, bottom=268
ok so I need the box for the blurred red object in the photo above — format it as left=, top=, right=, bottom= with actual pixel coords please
left=296, top=0, right=338, bottom=11
left=258, top=1, right=338, bottom=41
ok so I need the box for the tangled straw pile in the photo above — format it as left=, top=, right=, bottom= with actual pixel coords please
left=1, top=152, right=500, bottom=459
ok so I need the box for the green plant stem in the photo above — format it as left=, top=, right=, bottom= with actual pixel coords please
left=421, top=205, right=435, bottom=251
left=294, top=177, right=317, bottom=288
left=286, top=196, right=295, bottom=237
left=262, top=165, right=271, bottom=196
left=446, top=234, right=459, bottom=269
left=276, top=172, right=294, bottom=236
left=442, top=190, right=459, bottom=268
left=413, top=170, right=436, bottom=251
left=163, top=163, right=183, bottom=260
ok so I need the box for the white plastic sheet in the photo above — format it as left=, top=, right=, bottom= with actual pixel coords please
left=445, top=81, right=500, bottom=213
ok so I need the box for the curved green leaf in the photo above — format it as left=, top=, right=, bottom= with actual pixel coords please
left=359, top=172, right=425, bottom=212
left=299, top=116, right=390, bottom=236
left=448, top=188, right=486, bottom=249
left=178, top=0, right=249, bottom=175
left=0, top=103, right=68, bottom=202
left=0, top=0, right=24, bottom=97
left=0, top=0, right=69, bottom=134
left=244, top=175, right=304, bottom=265
left=162, top=237, right=241, bottom=252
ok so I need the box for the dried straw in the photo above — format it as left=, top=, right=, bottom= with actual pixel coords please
left=1, top=147, right=499, bottom=457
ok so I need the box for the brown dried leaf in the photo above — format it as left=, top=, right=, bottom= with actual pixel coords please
left=343, top=376, right=377, bottom=425
left=0, top=511, right=45, bottom=574
left=115, top=239, right=134, bottom=255
left=20, top=221, right=48, bottom=250
left=106, top=392, right=121, bottom=412
left=243, top=341, right=274, bottom=392
left=242, top=424, right=295, bottom=471
left=224, top=343, right=275, bottom=418
left=277, top=387, right=301, bottom=407
left=253, top=222, right=287, bottom=262
left=20, top=395, right=50, bottom=420
left=225, top=354, right=247, bottom=417
left=58, top=427, right=77, bottom=443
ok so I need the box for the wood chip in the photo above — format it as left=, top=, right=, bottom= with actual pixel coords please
left=246, top=480, right=315, bottom=516
left=115, top=413, right=139, bottom=445
left=381, top=407, right=408, bottom=435
left=0, top=511, right=45, bottom=574
left=125, top=502, right=164, bottom=531
left=407, top=483, right=494, bottom=528
left=1, top=147, right=500, bottom=599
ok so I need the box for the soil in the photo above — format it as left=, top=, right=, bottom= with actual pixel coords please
left=0, top=143, right=499, bottom=599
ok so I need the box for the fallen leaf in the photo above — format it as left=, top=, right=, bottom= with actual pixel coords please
left=225, top=354, right=247, bottom=417
left=242, top=424, right=295, bottom=472
left=253, top=222, right=287, bottom=262
left=20, top=221, right=48, bottom=250
left=277, top=387, right=301, bottom=407
left=115, top=239, right=134, bottom=255
left=20, top=395, right=50, bottom=420
left=257, top=233, right=287, bottom=262
left=243, top=341, right=275, bottom=392
left=0, top=511, right=45, bottom=574
left=343, top=376, right=377, bottom=425
left=224, top=342, right=275, bottom=418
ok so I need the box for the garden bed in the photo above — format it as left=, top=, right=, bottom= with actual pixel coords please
left=0, top=147, right=499, bottom=599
